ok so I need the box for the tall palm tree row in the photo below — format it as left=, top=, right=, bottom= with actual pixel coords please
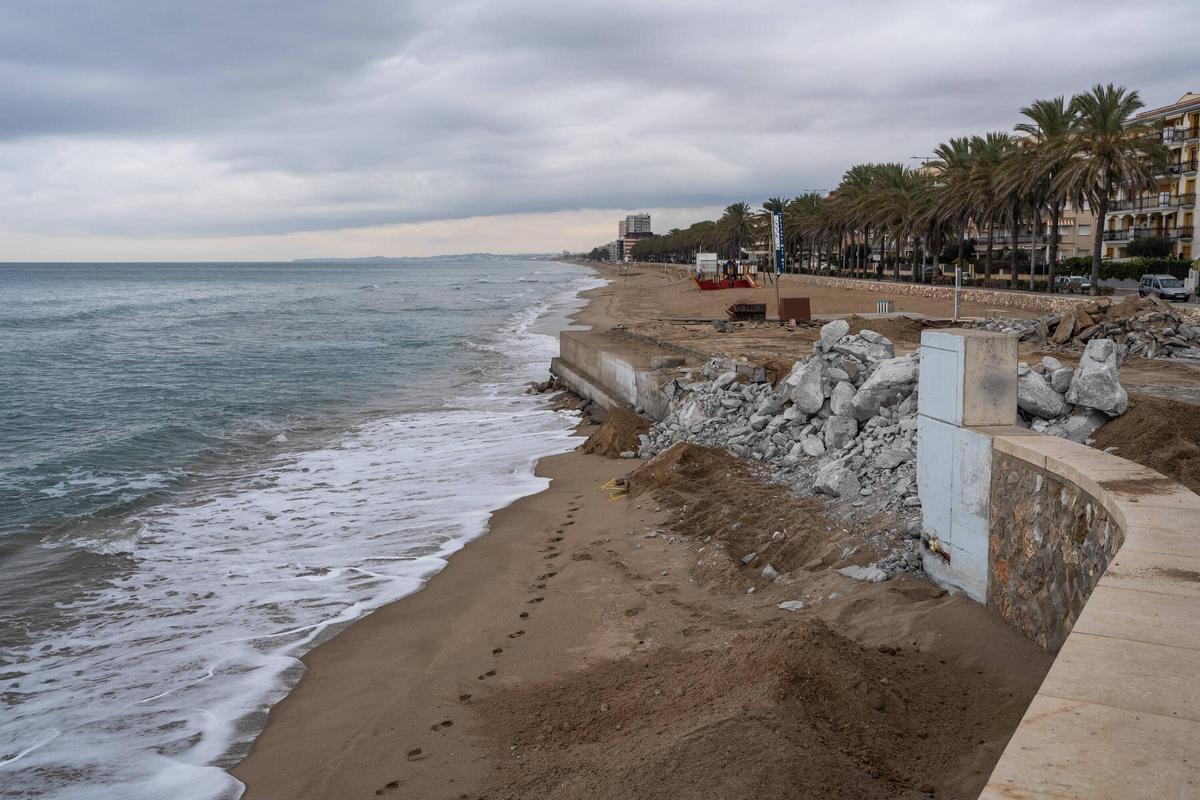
left=627, top=84, right=1167, bottom=294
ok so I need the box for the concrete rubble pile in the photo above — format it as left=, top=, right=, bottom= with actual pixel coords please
left=636, top=320, right=1130, bottom=578
left=639, top=320, right=923, bottom=576
left=967, top=295, right=1200, bottom=359
left=1016, top=339, right=1127, bottom=441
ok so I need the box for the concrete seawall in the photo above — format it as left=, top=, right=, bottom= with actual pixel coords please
left=550, top=329, right=694, bottom=421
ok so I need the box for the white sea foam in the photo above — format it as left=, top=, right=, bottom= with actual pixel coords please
left=0, top=267, right=603, bottom=800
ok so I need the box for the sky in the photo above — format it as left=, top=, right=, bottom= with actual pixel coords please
left=2, top=0, right=1196, bottom=261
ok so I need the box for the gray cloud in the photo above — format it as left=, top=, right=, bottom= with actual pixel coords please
left=0, top=0, right=1196, bottom=244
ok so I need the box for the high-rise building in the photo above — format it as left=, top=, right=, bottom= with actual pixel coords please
left=624, top=214, right=652, bottom=235
left=1105, top=92, right=1198, bottom=261
left=618, top=220, right=626, bottom=238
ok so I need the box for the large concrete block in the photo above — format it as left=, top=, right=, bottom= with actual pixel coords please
left=919, top=329, right=1018, bottom=427
left=917, top=414, right=992, bottom=602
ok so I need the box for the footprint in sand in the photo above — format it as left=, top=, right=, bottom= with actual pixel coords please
left=544, top=553, right=560, bottom=560
left=406, top=748, right=426, bottom=762
left=375, top=779, right=401, bottom=795
left=458, top=693, right=472, bottom=702
left=550, top=536, right=563, bottom=542
left=430, top=720, right=454, bottom=731
left=528, top=596, right=544, bottom=604
left=492, top=647, right=503, bottom=655
left=477, top=669, right=497, bottom=680
left=508, top=630, right=525, bottom=638
left=519, top=612, right=530, bottom=619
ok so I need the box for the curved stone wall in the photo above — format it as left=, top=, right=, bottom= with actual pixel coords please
left=980, top=431, right=1200, bottom=799
left=987, top=450, right=1124, bottom=652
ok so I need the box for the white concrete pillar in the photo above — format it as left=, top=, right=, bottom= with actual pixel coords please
left=916, top=329, right=1018, bottom=602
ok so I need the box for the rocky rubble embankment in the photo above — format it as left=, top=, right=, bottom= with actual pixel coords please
left=968, top=295, right=1200, bottom=359
left=637, top=320, right=1129, bottom=578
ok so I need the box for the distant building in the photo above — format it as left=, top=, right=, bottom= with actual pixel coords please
left=625, top=214, right=652, bottom=235
left=612, top=214, right=652, bottom=263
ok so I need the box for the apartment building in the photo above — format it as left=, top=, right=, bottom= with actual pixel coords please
left=624, top=213, right=652, bottom=235
left=1104, top=92, right=1199, bottom=260
left=613, top=214, right=652, bottom=262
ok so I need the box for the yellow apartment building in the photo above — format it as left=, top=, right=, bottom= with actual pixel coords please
left=1104, top=92, right=1199, bottom=261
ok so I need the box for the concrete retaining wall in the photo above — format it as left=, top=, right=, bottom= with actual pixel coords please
left=914, top=328, right=1200, bottom=798
left=551, top=331, right=685, bottom=421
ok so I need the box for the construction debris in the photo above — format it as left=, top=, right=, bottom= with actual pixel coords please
left=636, top=320, right=1130, bottom=580
left=966, top=296, right=1200, bottom=359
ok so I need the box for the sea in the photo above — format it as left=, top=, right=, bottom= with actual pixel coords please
left=0, top=258, right=603, bottom=799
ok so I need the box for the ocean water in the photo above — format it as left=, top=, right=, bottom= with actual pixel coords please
left=0, top=259, right=602, bottom=799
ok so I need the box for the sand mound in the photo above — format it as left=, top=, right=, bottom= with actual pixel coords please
left=1092, top=393, right=1200, bottom=494
left=476, top=619, right=1010, bottom=800
left=581, top=407, right=649, bottom=458
left=630, top=443, right=834, bottom=584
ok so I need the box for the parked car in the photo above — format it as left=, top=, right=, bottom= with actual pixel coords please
left=1138, top=274, right=1191, bottom=302
left=1055, top=275, right=1092, bottom=293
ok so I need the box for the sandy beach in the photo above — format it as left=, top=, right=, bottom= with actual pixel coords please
left=232, top=266, right=1056, bottom=799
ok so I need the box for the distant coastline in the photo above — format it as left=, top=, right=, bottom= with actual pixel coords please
left=292, top=253, right=562, bottom=265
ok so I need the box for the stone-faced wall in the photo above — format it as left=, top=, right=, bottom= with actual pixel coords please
left=987, top=452, right=1124, bottom=652
left=790, top=274, right=1081, bottom=314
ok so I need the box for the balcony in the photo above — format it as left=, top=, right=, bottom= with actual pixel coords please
left=991, top=233, right=1045, bottom=246
left=1109, top=192, right=1197, bottom=212
left=1162, top=127, right=1195, bottom=145
left=1106, top=227, right=1194, bottom=242
left=1169, top=157, right=1199, bottom=176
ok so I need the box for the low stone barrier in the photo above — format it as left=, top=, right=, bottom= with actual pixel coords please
left=915, top=328, right=1200, bottom=798
left=790, top=273, right=1084, bottom=315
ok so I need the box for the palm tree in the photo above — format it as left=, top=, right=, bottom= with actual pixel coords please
left=718, top=202, right=756, bottom=261
left=1055, top=84, right=1170, bottom=294
left=962, top=133, right=1017, bottom=281
left=1012, top=96, right=1078, bottom=290
left=927, top=137, right=976, bottom=272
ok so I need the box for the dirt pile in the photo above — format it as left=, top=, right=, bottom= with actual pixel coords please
left=845, top=314, right=929, bottom=345
left=1092, top=393, right=1200, bottom=494
left=475, top=620, right=1021, bottom=800
left=581, top=407, right=649, bottom=457
left=630, top=442, right=835, bottom=583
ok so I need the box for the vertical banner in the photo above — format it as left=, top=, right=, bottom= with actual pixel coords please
left=772, top=210, right=784, bottom=274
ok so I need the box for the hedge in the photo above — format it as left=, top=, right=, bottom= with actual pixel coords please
left=1057, top=256, right=1195, bottom=281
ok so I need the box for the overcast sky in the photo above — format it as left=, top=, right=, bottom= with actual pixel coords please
left=2, top=0, right=1196, bottom=260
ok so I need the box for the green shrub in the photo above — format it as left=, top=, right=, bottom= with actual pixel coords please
left=1126, top=237, right=1175, bottom=259
left=1056, top=256, right=1192, bottom=281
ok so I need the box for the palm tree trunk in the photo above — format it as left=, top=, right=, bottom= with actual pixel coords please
left=892, top=234, right=901, bottom=282
left=1047, top=203, right=1061, bottom=292
left=984, top=223, right=994, bottom=281
left=1010, top=202, right=1020, bottom=288
left=956, top=215, right=966, bottom=271
left=1090, top=177, right=1110, bottom=296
